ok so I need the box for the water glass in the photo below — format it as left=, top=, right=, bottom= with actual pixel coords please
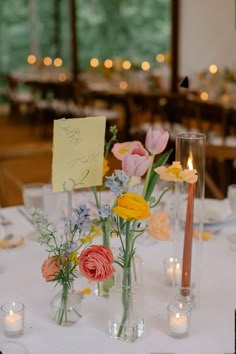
left=227, top=184, right=236, bottom=215
left=22, top=183, right=45, bottom=211
left=42, top=184, right=67, bottom=227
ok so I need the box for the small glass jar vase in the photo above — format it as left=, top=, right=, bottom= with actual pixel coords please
left=50, top=287, right=83, bottom=326
left=108, top=254, right=144, bottom=342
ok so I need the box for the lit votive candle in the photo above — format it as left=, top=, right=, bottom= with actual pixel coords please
left=167, top=302, right=191, bottom=338
left=163, top=257, right=182, bottom=286
left=1, top=301, right=24, bottom=337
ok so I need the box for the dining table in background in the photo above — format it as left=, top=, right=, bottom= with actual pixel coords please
left=0, top=194, right=235, bottom=354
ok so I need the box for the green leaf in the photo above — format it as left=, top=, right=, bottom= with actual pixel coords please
left=144, top=148, right=173, bottom=201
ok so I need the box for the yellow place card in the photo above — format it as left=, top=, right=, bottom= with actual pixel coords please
left=52, top=117, right=106, bottom=192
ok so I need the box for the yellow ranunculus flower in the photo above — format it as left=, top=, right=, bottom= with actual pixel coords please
left=113, top=192, right=150, bottom=220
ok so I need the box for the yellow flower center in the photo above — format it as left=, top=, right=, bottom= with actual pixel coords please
left=167, top=165, right=182, bottom=178
left=119, top=147, right=130, bottom=155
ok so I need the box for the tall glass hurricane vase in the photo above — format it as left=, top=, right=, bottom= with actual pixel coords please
left=174, top=133, right=206, bottom=309
left=109, top=254, right=144, bottom=342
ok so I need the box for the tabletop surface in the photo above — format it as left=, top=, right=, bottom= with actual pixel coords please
left=0, top=199, right=236, bottom=354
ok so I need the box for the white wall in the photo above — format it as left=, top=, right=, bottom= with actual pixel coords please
left=179, top=0, right=236, bottom=76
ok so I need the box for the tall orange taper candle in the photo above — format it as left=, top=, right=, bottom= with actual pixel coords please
left=182, top=154, right=195, bottom=290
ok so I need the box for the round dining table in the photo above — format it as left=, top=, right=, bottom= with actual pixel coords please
left=0, top=197, right=235, bottom=354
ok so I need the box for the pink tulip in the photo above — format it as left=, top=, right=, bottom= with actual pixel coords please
left=112, top=141, right=148, bottom=161
left=145, top=127, right=169, bottom=155
left=122, top=153, right=150, bottom=177
left=79, top=245, right=114, bottom=282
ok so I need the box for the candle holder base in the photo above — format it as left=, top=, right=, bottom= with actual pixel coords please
left=174, top=283, right=197, bottom=310
left=167, top=301, right=191, bottom=338
left=4, top=329, right=24, bottom=338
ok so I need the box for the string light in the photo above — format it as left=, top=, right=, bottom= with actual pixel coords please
left=54, top=58, right=63, bottom=67
left=119, top=81, right=128, bottom=90
left=104, top=59, right=113, bottom=69
left=43, top=57, right=52, bottom=66
left=27, top=54, right=37, bottom=64
left=156, top=53, right=165, bottom=63
left=90, top=58, right=99, bottom=68
left=209, top=64, right=218, bottom=74
left=200, top=91, right=208, bottom=101
left=122, top=60, right=131, bottom=70
left=141, top=61, right=150, bottom=71
left=58, top=73, right=67, bottom=82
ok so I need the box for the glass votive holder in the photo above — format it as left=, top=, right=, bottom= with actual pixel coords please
left=167, top=302, right=191, bottom=338
left=174, top=283, right=197, bottom=309
left=163, top=257, right=182, bottom=286
left=1, top=301, right=25, bottom=337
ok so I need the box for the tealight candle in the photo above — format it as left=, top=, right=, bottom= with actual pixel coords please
left=1, top=302, right=24, bottom=337
left=163, top=257, right=182, bottom=286
left=167, top=302, right=191, bottom=338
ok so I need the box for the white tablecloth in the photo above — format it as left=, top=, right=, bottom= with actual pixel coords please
left=0, top=203, right=235, bottom=354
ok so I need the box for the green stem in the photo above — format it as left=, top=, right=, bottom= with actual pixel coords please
left=117, top=221, right=133, bottom=338
left=57, top=285, right=68, bottom=325
left=92, top=186, right=110, bottom=248
left=142, top=154, right=155, bottom=198
left=102, top=221, right=109, bottom=248
left=151, top=182, right=174, bottom=208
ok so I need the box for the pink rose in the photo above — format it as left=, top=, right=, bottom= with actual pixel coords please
left=145, top=127, right=169, bottom=155
left=122, top=153, right=150, bottom=177
left=112, top=141, right=148, bottom=161
left=41, top=256, right=65, bottom=282
left=147, top=210, right=171, bottom=240
left=79, top=245, right=115, bottom=281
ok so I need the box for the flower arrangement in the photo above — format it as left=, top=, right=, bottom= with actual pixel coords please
left=32, top=205, right=114, bottom=325
left=87, top=127, right=199, bottom=341
left=32, top=124, right=198, bottom=334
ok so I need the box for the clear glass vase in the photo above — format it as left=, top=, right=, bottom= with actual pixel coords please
left=93, top=247, right=118, bottom=298
left=174, top=133, right=206, bottom=309
left=108, top=254, right=144, bottom=342
left=93, top=277, right=114, bottom=298
left=50, top=287, right=83, bottom=326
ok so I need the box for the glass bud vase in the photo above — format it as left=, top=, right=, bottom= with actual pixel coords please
left=108, top=254, right=144, bottom=342
left=93, top=247, right=118, bottom=298
left=50, top=286, right=83, bottom=326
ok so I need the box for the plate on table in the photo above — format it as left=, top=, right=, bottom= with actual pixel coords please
left=178, top=198, right=233, bottom=225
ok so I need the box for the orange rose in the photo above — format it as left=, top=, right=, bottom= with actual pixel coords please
left=41, top=256, right=66, bottom=281
left=79, top=245, right=114, bottom=281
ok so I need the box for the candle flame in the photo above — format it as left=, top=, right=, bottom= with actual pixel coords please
left=187, top=153, right=193, bottom=170
left=9, top=310, right=13, bottom=316
left=176, top=313, right=180, bottom=319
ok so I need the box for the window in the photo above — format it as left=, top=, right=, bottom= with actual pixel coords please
left=0, top=0, right=172, bottom=72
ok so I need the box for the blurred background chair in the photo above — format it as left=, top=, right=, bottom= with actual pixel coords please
left=0, top=142, right=52, bottom=206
